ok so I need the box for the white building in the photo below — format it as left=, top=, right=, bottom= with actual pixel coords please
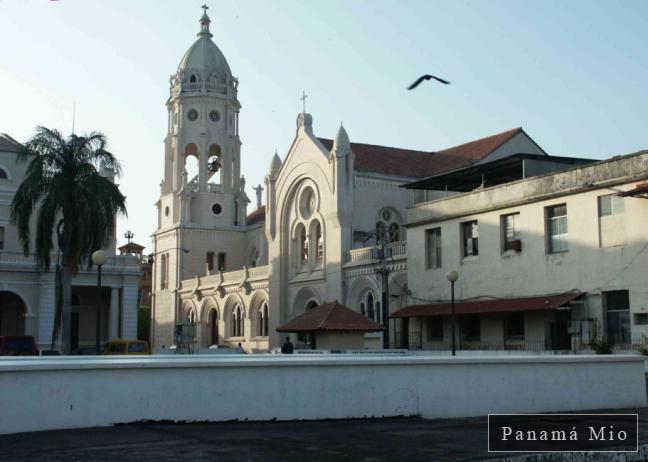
left=151, top=8, right=601, bottom=352
left=0, top=133, right=141, bottom=350
left=400, top=150, right=648, bottom=351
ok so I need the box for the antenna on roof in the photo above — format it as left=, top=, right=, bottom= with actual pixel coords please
left=71, top=103, right=76, bottom=135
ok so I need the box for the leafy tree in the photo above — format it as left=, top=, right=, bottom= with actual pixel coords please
left=10, top=127, right=126, bottom=353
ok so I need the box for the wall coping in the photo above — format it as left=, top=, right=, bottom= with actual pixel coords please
left=0, top=354, right=642, bottom=372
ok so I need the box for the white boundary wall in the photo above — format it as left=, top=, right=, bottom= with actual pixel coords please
left=0, top=355, right=645, bottom=435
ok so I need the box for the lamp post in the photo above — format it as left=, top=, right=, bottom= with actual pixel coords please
left=446, top=270, right=459, bottom=356
left=370, top=227, right=392, bottom=350
left=124, top=230, right=134, bottom=244
left=92, top=250, right=108, bottom=355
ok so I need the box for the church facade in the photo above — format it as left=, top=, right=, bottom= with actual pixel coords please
left=150, top=8, right=564, bottom=352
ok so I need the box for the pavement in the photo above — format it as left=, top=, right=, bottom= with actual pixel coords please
left=2, top=408, right=648, bottom=462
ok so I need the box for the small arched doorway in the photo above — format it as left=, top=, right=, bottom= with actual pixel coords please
left=0, top=291, right=27, bottom=336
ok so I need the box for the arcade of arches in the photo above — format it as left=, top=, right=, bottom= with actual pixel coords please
left=0, top=291, right=27, bottom=336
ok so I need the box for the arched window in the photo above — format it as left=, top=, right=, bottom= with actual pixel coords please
left=258, top=302, right=269, bottom=337
left=300, top=227, right=308, bottom=263
left=249, top=248, right=259, bottom=268
left=160, top=254, right=168, bottom=289
left=316, top=222, right=323, bottom=261
left=305, top=300, right=318, bottom=311
left=389, top=223, right=400, bottom=242
left=190, top=74, right=197, bottom=83
left=208, top=309, right=219, bottom=345
left=232, top=304, right=243, bottom=337
left=187, top=309, right=196, bottom=324
left=0, top=168, right=7, bottom=179
left=376, top=222, right=386, bottom=244
left=207, top=144, right=222, bottom=184
left=360, top=291, right=380, bottom=323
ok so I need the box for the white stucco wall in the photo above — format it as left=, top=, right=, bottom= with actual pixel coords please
left=0, top=355, right=644, bottom=435
left=407, top=152, right=648, bottom=343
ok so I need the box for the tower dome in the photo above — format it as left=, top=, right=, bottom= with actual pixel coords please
left=171, top=6, right=237, bottom=96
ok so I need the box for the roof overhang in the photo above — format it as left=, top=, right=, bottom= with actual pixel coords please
left=618, top=183, right=648, bottom=198
left=390, top=290, right=584, bottom=318
left=402, top=154, right=596, bottom=191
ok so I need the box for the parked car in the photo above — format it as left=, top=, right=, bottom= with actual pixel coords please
left=40, top=349, right=61, bottom=356
left=103, top=340, right=150, bottom=355
left=0, top=336, right=38, bottom=356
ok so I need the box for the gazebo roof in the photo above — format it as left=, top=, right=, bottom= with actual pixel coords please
left=276, top=301, right=383, bottom=333
left=118, top=242, right=145, bottom=253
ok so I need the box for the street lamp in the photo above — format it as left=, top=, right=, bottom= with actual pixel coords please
left=446, top=270, right=459, bottom=356
left=92, top=250, right=108, bottom=355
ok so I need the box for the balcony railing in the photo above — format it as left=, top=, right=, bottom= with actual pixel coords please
left=181, top=82, right=228, bottom=93
left=346, top=241, right=407, bottom=265
left=0, top=251, right=139, bottom=272
left=183, top=265, right=269, bottom=292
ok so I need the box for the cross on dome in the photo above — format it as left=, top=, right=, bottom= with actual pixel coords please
left=198, top=4, right=212, bottom=38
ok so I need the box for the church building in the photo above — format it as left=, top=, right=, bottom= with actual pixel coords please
left=150, top=7, right=564, bottom=352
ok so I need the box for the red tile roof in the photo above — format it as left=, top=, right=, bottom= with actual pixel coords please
left=390, top=290, right=584, bottom=318
left=246, top=206, right=266, bottom=226
left=319, top=138, right=434, bottom=178
left=431, top=127, right=522, bottom=172
left=318, top=127, right=523, bottom=179
left=277, top=301, right=384, bottom=332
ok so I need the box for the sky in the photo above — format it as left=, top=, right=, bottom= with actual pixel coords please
left=1, top=0, right=647, bottom=253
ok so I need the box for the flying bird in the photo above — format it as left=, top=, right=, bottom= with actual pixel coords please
left=407, top=74, right=451, bottom=90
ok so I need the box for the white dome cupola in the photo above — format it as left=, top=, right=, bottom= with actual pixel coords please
left=170, top=5, right=238, bottom=98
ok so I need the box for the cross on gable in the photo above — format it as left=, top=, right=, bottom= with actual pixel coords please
left=202, top=4, right=209, bottom=14
left=300, top=91, right=308, bottom=113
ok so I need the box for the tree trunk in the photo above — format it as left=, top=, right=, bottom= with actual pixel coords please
left=51, top=264, right=62, bottom=349
left=61, top=264, right=73, bottom=354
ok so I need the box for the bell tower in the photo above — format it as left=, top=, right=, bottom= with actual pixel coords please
left=160, top=4, right=247, bottom=227
left=152, top=5, right=250, bottom=347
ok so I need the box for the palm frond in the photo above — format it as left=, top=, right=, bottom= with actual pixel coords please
left=11, top=126, right=127, bottom=274
left=9, top=157, right=48, bottom=255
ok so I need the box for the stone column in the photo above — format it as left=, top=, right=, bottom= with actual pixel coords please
left=23, top=313, right=36, bottom=337
left=109, top=287, right=120, bottom=339
left=37, top=282, right=56, bottom=348
left=121, top=284, right=139, bottom=339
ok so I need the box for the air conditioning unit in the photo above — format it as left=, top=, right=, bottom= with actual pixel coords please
left=509, top=239, right=522, bottom=252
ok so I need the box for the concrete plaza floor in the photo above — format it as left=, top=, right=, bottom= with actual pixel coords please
left=1, top=408, right=648, bottom=462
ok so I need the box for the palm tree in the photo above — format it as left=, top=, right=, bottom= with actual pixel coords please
left=10, top=127, right=127, bottom=354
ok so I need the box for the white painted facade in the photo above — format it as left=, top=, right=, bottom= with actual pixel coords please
left=151, top=11, right=423, bottom=351
left=0, top=134, right=141, bottom=349
left=0, top=354, right=644, bottom=434
left=406, top=151, right=648, bottom=350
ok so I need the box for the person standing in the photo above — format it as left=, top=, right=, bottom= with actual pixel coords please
left=281, top=337, right=294, bottom=354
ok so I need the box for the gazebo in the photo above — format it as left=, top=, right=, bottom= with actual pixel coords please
left=276, top=301, right=383, bottom=350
